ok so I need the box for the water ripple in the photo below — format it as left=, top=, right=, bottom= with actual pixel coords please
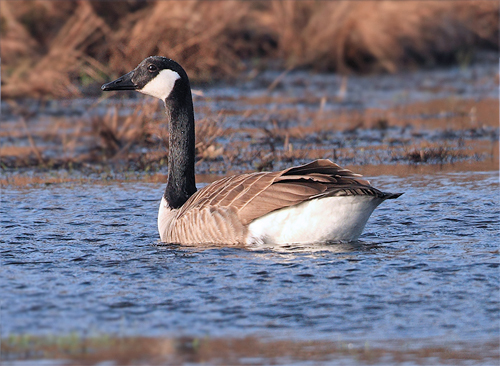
left=1, top=172, right=498, bottom=343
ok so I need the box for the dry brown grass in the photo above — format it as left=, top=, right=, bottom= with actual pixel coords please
left=402, top=145, right=465, bottom=164
left=2, top=334, right=498, bottom=366
left=269, top=1, right=499, bottom=72
left=3, top=95, right=496, bottom=173
left=91, top=101, right=163, bottom=159
left=107, top=1, right=254, bottom=81
left=1, top=1, right=111, bottom=98
left=1, top=0, right=497, bottom=98
left=195, top=116, right=227, bottom=161
left=0, top=96, right=235, bottom=172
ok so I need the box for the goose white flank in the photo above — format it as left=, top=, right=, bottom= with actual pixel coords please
left=101, top=56, right=403, bottom=245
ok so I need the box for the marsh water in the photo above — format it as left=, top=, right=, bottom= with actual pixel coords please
left=2, top=171, right=499, bottom=343
left=1, top=60, right=500, bottom=364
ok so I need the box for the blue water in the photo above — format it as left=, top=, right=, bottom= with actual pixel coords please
left=1, top=171, right=498, bottom=344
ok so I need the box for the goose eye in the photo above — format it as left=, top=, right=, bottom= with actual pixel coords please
left=148, top=65, right=157, bottom=72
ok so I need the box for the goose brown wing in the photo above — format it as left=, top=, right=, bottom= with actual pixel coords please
left=236, top=159, right=400, bottom=224
left=175, top=159, right=400, bottom=227
left=169, top=172, right=279, bottom=244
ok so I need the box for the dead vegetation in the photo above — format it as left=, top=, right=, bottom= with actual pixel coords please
left=0, top=98, right=233, bottom=172
left=194, top=116, right=227, bottom=162
left=2, top=334, right=498, bottom=366
left=269, top=1, right=499, bottom=72
left=1, top=83, right=498, bottom=175
left=1, top=0, right=498, bottom=98
left=1, top=1, right=110, bottom=98
left=401, top=145, right=466, bottom=164
left=1, top=93, right=498, bottom=174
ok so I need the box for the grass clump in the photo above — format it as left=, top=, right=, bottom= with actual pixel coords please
left=269, top=1, right=499, bottom=73
left=402, top=145, right=466, bottom=164
left=2, top=334, right=498, bottom=365
left=1, top=0, right=498, bottom=99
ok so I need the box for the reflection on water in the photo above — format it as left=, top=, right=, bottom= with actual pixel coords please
left=250, top=241, right=375, bottom=253
left=1, top=171, right=498, bottom=347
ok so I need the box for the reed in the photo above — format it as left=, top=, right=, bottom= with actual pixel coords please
left=1, top=0, right=497, bottom=99
left=268, top=1, right=499, bottom=72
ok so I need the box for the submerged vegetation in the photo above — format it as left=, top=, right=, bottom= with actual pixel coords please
left=0, top=0, right=498, bottom=177
left=1, top=0, right=498, bottom=98
left=1, top=94, right=498, bottom=178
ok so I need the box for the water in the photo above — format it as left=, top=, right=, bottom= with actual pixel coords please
left=1, top=171, right=499, bottom=345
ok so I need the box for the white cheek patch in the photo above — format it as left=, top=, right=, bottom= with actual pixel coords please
left=139, top=69, right=181, bottom=100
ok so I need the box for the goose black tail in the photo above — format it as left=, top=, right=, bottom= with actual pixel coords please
left=382, top=192, right=404, bottom=199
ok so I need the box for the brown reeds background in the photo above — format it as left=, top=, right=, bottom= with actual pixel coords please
left=1, top=0, right=498, bottom=99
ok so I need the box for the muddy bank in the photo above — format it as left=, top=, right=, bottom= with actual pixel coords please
left=2, top=335, right=499, bottom=365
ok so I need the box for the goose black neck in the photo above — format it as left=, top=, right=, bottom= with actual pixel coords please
left=164, top=81, right=197, bottom=209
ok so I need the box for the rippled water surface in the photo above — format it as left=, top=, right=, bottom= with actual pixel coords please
left=1, top=171, right=499, bottom=346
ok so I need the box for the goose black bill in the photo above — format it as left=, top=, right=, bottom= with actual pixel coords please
left=101, top=71, right=137, bottom=91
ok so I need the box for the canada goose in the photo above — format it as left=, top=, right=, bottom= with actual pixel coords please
left=102, top=56, right=402, bottom=245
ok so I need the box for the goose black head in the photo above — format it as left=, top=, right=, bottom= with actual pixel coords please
left=101, top=56, right=189, bottom=101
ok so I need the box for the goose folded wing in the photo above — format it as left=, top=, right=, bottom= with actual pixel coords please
left=175, top=159, right=383, bottom=226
